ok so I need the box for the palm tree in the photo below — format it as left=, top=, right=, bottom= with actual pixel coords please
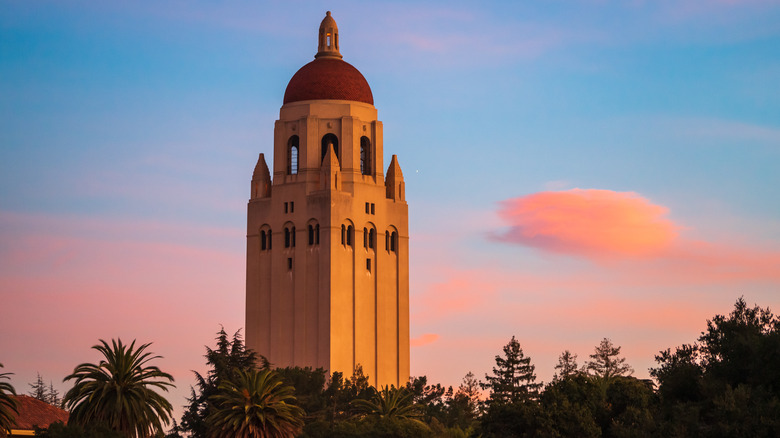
left=207, top=368, right=304, bottom=438
left=63, top=339, right=175, bottom=438
left=0, top=363, right=19, bottom=436
left=350, top=385, right=422, bottom=421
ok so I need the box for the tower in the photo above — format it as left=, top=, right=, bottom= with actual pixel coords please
left=246, top=11, right=410, bottom=388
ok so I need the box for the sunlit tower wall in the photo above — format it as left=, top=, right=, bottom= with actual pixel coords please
left=245, top=11, right=409, bottom=388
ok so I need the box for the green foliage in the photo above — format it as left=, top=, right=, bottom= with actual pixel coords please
left=28, top=373, right=61, bottom=408
left=443, top=372, right=481, bottom=431
left=63, top=339, right=174, bottom=438
left=553, top=350, right=581, bottom=381
left=406, top=376, right=449, bottom=424
left=0, top=363, right=19, bottom=436
left=34, top=421, right=124, bottom=438
left=481, top=336, right=542, bottom=405
left=331, top=416, right=433, bottom=438
left=586, top=338, right=633, bottom=381
left=177, top=328, right=262, bottom=438
left=477, top=399, right=554, bottom=438
left=652, top=297, right=780, bottom=437
left=350, top=386, right=423, bottom=421
left=207, top=367, right=304, bottom=438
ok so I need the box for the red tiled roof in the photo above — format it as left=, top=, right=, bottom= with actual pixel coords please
left=283, top=58, right=374, bottom=105
left=10, top=395, right=69, bottom=430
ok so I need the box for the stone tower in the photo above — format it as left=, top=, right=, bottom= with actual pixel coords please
left=245, top=11, right=409, bottom=388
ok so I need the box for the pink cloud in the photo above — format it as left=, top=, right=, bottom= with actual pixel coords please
left=411, top=333, right=440, bottom=347
left=495, top=189, right=678, bottom=258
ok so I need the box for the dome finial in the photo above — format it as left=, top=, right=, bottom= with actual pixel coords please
left=315, top=11, right=342, bottom=59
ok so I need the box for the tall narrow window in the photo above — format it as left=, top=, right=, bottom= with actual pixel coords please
left=268, top=229, right=272, bottom=249
left=287, top=135, right=299, bottom=175
left=285, top=228, right=291, bottom=248
left=341, top=225, right=346, bottom=245
left=308, top=225, right=314, bottom=245
left=369, top=229, right=375, bottom=249
left=261, top=230, right=267, bottom=250
left=291, top=226, right=296, bottom=247
left=391, top=231, right=398, bottom=252
left=385, top=231, right=390, bottom=250
left=315, top=224, right=320, bottom=244
left=347, top=225, right=354, bottom=247
left=363, top=228, right=368, bottom=248
left=321, top=134, right=339, bottom=165
left=360, top=136, right=371, bottom=175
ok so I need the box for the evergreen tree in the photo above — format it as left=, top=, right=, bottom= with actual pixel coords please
left=586, top=338, right=633, bottom=380
left=176, top=328, right=263, bottom=438
left=481, top=336, right=541, bottom=404
left=46, top=381, right=61, bottom=408
left=27, top=373, right=61, bottom=408
left=553, top=350, right=580, bottom=381
left=29, top=373, right=47, bottom=401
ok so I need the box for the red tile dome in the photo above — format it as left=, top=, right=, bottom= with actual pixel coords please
left=283, top=58, right=374, bottom=105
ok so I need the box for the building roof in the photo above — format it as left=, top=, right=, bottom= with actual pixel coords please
left=10, top=395, right=69, bottom=431
left=283, top=57, right=374, bottom=105
left=282, top=11, right=374, bottom=106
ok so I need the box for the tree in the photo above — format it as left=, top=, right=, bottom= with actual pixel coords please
left=29, top=373, right=47, bottom=401
left=47, top=381, right=61, bottom=408
left=406, top=376, right=449, bottom=424
left=207, top=368, right=304, bottom=438
left=481, top=336, right=541, bottom=404
left=0, top=363, right=18, bottom=437
left=554, top=350, right=580, bottom=381
left=177, top=328, right=263, bottom=438
left=350, top=386, right=422, bottom=422
left=63, top=339, right=175, bottom=438
left=27, top=373, right=61, bottom=408
left=652, top=298, right=780, bottom=436
left=444, top=372, right=481, bottom=432
left=586, top=338, right=633, bottom=380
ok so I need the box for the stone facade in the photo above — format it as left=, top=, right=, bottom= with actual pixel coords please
left=245, top=11, right=409, bottom=388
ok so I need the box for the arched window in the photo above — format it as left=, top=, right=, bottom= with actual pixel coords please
left=363, top=228, right=368, bottom=248
left=308, top=223, right=319, bottom=246
left=268, top=229, right=272, bottom=249
left=288, top=135, right=299, bottom=175
left=285, top=228, right=291, bottom=248
left=261, top=230, right=267, bottom=250
left=347, top=225, right=354, bottom=247
left=391, top=231, right=398, bottom=252
left=321, top=133, right=339, bottom=165
left=369, top=228, right=375, bottom=249
left=385, top=230, right=390, bottom=251
left=360, top=136, right=371, bottom=175
left=291, top=226, right=296, bottom=247
left=341, top=225, right=346, bottom=245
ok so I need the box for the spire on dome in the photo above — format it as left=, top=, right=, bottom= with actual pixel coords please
left=315, top=11, right=342, bottom=59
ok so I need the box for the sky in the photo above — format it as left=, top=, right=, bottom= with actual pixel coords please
left=2, top=0, right=780, bottom=421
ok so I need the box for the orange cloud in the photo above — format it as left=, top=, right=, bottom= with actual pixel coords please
left=411, top=333, right=440, bottom=347
left=495, top=189, right=678, bottom=258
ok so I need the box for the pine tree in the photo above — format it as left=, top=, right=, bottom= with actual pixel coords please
left=586, top=338, right=633, bottom=380
left=481, top=336, right=541, bottom=404
left=29, top=373, right=47, bottom=401
left=46, top=381, right=61, bottom=407
left=554, top=350, right=580, bottom=380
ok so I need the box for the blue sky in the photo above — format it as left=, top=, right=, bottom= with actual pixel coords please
left=2, top=0, right=780, bottom=419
